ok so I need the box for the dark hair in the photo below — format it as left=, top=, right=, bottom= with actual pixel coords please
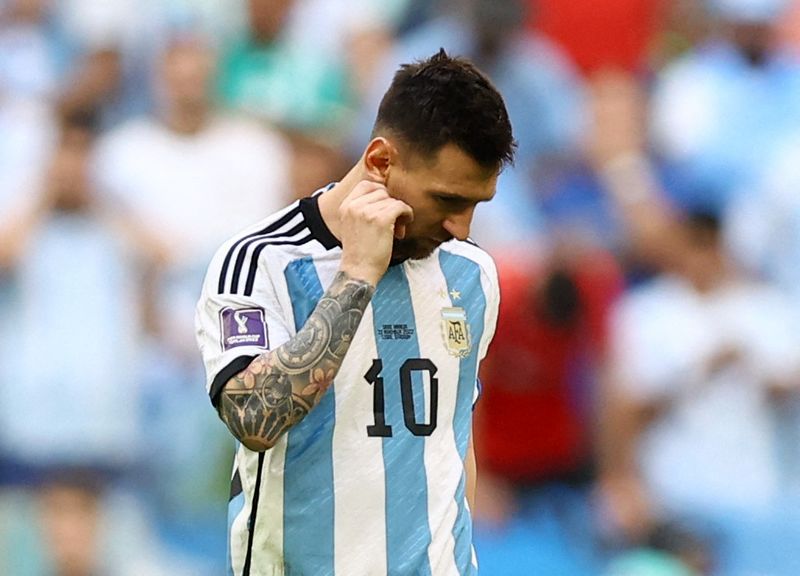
left=372, top=48, right=516, bottom=170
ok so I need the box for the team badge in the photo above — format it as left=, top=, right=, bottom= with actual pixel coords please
left=220, top=307, right=269, bottom=351
left=441, top=307, right=471, bottom=358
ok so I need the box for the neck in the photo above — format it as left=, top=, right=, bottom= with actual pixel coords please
left=689, top=260, right=730, bottom=294
left=317, top=163, right=365, bottom=243
left=163, top=105, right=209, bottom=135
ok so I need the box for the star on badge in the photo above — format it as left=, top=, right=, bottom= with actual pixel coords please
left=449, top=289, right=461, bottom=301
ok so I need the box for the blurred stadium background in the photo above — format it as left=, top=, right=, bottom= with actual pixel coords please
left=3, top=0, right=800, bottom=574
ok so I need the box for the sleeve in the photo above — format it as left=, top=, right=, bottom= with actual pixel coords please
left=194, top=243, right=293, bottom=408
left=474, top=257, right=501, bottom=406
left=746, top=289, right=800, bottom=386
left=609, top=289, right=702, bottom=403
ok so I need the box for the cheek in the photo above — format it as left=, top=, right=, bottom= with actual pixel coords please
left=406, top=214, right=444, bottom=238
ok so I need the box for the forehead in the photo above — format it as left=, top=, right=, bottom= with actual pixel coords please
left=402, top=143, right=498, bottom=200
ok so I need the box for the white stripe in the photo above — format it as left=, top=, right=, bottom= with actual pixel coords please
left=243, top=440, right=288, bottom=570
left=233, top=226, right=313, bottom=293
left=333, top=302, right=389, bottom=575
left=223, top=205, right=304, bottom=267
left=230, top=449, right=250, bottom=575
left=406, top=258, right=462, bottom=576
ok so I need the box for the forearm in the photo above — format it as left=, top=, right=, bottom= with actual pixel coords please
left=218, top=271, right=374, bottom=451
left=465, top=435, right=477, bottom=514
left=0, top=203, right=47, bottom=269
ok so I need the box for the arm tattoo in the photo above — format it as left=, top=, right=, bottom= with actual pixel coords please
left=218, top=271, right=375, bottom=450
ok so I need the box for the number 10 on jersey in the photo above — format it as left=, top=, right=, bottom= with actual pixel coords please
left=365, top=358, right=439, bottom=437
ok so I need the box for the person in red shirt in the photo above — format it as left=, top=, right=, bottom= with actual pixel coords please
left=475, top=244, right=623, bottom=524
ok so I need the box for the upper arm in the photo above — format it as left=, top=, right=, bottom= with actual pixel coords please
left=195, top=248, right=292, bottom=408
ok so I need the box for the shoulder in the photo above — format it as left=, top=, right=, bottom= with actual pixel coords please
left=208, top=193, right=340, bottom=297
left=210, top=114, right=290, bottom=151
left=614, top=276, right=691, bottom=329
left=438, top=240, right=499, bottom=291
left=97, top=117, right=162, bottom=152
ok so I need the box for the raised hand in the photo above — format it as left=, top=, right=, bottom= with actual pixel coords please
left=338, top=180, right=413, bottom=287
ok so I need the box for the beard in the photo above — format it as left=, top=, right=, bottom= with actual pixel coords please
left=390, top=235, right=451, bottom=263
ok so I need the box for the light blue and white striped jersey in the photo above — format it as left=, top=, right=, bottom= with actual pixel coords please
left=196, top=191, right=499, bottom=576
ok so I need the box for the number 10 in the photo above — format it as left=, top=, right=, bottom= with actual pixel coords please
left=365, top=358, right=438, bottom=437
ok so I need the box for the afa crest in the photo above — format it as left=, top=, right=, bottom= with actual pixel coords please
left=441, top=307, right=471, bottom=358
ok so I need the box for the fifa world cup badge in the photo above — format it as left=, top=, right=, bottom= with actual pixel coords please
left=441, top=307, right=470, bottom=358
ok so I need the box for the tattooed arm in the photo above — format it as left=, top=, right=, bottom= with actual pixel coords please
left=217, top=271, right=374, bottom=451
left=218, top=180, right=413, bottom=450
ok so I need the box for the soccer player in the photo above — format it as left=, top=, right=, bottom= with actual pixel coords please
left=195, top=49, right=515, bottom=576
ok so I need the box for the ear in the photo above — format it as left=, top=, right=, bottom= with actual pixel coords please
left=363, top=137, right=397, bottom=183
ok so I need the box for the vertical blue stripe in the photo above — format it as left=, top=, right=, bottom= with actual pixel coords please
left=283, top=257, right=336, bottom=575
left=371, top=265, right=433, bottom=576
left=439, top=251, right=487, bottom=575
left=227, top=492, right=245, bottom=576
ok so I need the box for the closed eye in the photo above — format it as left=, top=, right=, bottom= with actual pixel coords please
left=434, top=194, right=471, bottom=209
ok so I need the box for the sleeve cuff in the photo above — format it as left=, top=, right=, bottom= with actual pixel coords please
left=209, top=355, right=259, bottom=408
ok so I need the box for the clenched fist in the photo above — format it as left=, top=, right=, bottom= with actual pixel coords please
left=338, top=181, right=413, bottom=286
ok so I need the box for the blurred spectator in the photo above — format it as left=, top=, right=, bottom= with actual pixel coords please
left=94, top=32, right=292, bottom=357
left=724, top=126, right=800, bottom=502
left=91, top=32, right=292, bottom=556
left=531, top=0, right=665, bottom=75
left=600, top=210, right=800, bottom=567
left=0, top=113, right=154, bottom=477
left=36, top=470, right=105, bottom=576
left=726, top=136, right=800, bottom=302
left=0, top=466, right=210, bottom=575
left=217, top=0, right=353, bottom=138
left=0, top=0, right=64, bottom=102
left=650, top=0, right=800, bottom=213
left=475, top=242, right=623, bottom=527
left=57, top=46, right=132, bottom=130
left=0, top=94, right=58, bottom=222
left=351, top=0, right=587, bottom=250
left=0, top=0, right=62, bottom=213
left=283, top=129, right=348, bottom=201
left=588, top=69, right=680, bottom=272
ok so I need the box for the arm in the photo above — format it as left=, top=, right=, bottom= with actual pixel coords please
left=465, top=431, right=477, bottom=514
left=217, top=180, right=412, bottom=451
left=0, top=197, right=50, bottom=269
left=588, top=71, right=682, bottom=272
left=218, top=271, right=374, bottom=451
left=595, top=367, right=659, bottom=541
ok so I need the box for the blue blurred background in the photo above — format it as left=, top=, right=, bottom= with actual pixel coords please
left=4, top=0, right=800, bottom=574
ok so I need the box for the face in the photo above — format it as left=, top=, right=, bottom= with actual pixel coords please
left=159, top=39, right=216, bottom=111
left=382, top=142, right=498, bottom=261
left=248, top=0, right=294, bottom=42
left=37, top=483, right=101, bottom=575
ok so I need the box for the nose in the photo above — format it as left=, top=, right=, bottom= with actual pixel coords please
left=442, top=208, right=475, bottom=241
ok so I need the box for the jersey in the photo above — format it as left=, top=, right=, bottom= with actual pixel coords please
left=195, top=190, right=500, bottom=576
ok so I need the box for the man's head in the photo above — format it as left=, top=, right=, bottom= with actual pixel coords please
left=156, top=35, right=216, bottom=117
left=709, top=0, right=789, bottom=66
left=364, top=49, right=515, bottom=261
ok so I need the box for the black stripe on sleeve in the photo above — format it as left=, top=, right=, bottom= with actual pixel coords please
left=217, top=205, right=302, bottom=294
left=243, top=452, right=266, bottom=576
left=242, top=233, right=314, bottom=296
left=209, top=355, right=258, bottom=408
left=227, top=220, right=309, bottom=294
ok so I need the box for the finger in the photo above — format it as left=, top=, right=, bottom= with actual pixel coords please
left=362, top=199, right=414, bottom=234
left=345, top=188, right=391, bottom=211
left=394, top=212, right=413, bottom=239
left=344, top=180, right=388, bottom=203
left=340, top=185, right=391, bottom=216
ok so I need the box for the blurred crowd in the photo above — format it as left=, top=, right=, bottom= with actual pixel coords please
left=3, top=0, right=800, bottom=574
